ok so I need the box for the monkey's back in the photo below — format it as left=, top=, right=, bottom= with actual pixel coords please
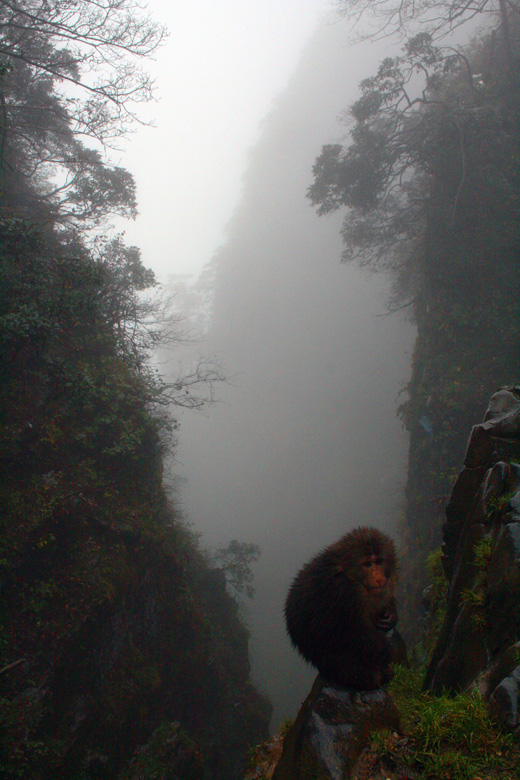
left=284, top=528, right=396, bottom=688
left=285, top=546, right=365, bottom=661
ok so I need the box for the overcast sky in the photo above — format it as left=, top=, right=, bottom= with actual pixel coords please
left=118, top=0, right=335, bottom=282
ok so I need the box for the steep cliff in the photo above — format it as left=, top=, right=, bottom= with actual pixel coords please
left=0, top=219, right=270, bottom=779
left=426, top=387, right=520, bottom=732
left=305, top=10, right=520, bottom=643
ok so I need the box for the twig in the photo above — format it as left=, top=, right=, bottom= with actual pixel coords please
left=0, top=658, right=26, bottom=676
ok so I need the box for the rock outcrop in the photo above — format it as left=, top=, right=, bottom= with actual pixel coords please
left=271, top=676, right=400, bottom=780
left=425, top=387, right=520, bottom=731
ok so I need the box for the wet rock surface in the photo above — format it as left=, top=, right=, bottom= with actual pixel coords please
left=489, top=665, right=520, bottom=730
left=272, top=677, right=400, bottom=780
left=425, top=387, right=520, bottom=732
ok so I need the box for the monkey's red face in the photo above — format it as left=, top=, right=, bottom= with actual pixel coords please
left=359, top=554, right=388, bottom=591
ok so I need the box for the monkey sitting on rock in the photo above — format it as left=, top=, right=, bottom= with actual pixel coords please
left=285, top=527, right=404, bottom=690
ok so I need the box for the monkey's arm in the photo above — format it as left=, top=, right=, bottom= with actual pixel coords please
left=375, top=596, right=398, bottom=632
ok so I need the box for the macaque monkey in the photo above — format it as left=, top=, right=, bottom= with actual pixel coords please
left=284, top=527, right=402, bottom=690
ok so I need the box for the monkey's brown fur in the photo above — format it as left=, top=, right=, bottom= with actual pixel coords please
left=285, top=526, right=400, bottom=690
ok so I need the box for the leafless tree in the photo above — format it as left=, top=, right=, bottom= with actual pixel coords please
left=335, top=0, right=519, bottom=55
left=0, top=0, right=167, bottom=144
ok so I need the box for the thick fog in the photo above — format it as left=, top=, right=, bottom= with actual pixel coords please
left=168, top=18, right=415, bottom=726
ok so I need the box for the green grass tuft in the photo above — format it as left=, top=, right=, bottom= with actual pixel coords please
left=370, top=666, right=520, bottom=779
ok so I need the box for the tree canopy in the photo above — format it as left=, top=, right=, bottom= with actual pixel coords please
left=0, top=0, right=165, bottom=226
left=308, top=23, right=519, bottom=295
left=215, top=540, right=262, bottom=601
left=0, top=0, right=166, bottom=140
left=335, top=0, right=518, bottom=44
left=310, top=2, right=520, bottom=632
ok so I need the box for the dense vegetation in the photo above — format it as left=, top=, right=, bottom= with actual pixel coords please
left=0, top=2, right=269, bottom=778
left=309, top=0, right=520, bottom=633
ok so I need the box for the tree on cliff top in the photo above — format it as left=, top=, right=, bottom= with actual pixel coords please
left=308, top=26, right=519, bottom=301
left=0, top=0, right=166, bottom=225
left=335, top=0, right=519, bottom=44
left=310, top=7, right=519, bottom=634
left=0, top=0, right=166, bottom=143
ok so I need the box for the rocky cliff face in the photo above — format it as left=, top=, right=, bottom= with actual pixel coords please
left=425, top=387, right=520, bottom=732
left=0, top=520, right=271, bottom=779
left=0, top=220, right=271, bottom=779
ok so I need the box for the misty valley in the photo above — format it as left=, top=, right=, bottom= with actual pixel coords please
left=0, top=1, right=519, bottom=779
